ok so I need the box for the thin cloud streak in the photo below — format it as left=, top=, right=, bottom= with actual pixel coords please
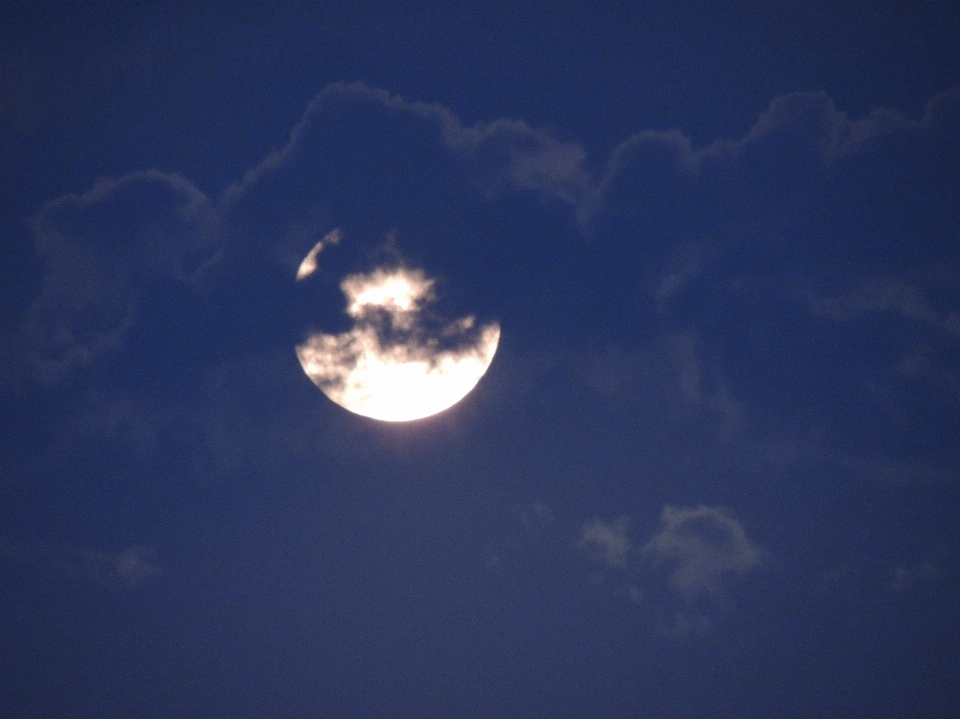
left=0, top=540, right=162, bottom=586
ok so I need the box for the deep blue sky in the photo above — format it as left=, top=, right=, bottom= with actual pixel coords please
left=2, top=2, right=960, bottom=718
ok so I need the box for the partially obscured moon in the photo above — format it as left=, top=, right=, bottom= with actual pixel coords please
left=295, top=236, right=500, bottom=421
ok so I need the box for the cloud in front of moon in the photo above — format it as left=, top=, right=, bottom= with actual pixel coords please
left=296, top=246, right=500, bottom=422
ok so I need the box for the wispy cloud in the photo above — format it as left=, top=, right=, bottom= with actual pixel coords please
left=804, top=277, right=942, bottom=327
left=0, top=540, right=162, bottom=586
left=579, top=516, right=632, bottom=566
left=642, top=505, right=766, bottom=601
left=578, top=505, right=767, bottom=637
left=887, top=560, right=942, bottom=592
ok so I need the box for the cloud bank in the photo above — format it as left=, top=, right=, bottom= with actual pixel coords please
left=3, top=81, right=958, bottom=485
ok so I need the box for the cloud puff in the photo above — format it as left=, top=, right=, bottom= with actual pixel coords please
left=2, top=83, right=591, bottom=392
left=599, top=87, right=960, bottom=195
left=593, top=91, right=960, bottom=480
left=642, top=505, right=766, bottom=601
left=579, top=516, right=632, bottom=566
left=215, top=71, right=959, bottom=254
left=12, top=85, right=956, bottom=357
left=590, top=87, right=960, bottom=260
left=577, top=505, right=766, bottom=637
left=800, top=277, right=960, bottom=439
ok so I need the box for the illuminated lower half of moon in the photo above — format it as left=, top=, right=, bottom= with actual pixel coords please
left=297, top=321, right=500, bottom=422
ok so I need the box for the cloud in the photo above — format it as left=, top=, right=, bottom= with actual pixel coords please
left=887, top=561, right=942, bottom=592
left=704, top=87, right=955, bottom=167
left=221, top=82, right=592, bottom=217
left=2, top=171, right=217, bottom=389
left=586, top=90, right=960, bottom=482
left=0, top=540, right=162, bottom=586
left=642, top=505, right=766, bottom=601
left=797, top=276, right=960, bottom=463
left=110, top=546, right=163, bottom=584
left=591, top=87, right=960, bottom=234
left=805, top=277, right=942, bottom=327
left=576, top=333, right=744, bottom=441
left=0, top=82, right=588, bottom=395
left=576, top=506, right=767, bottom=637
left=826, top=452, right=954, bottom=486
left=655, top=610, right=714, bottom=639
left=516, top=501, right=555, bottom=535
left=5, top=81, right=958, bottom=498
left=803, top=277, right=960, bottom=397
left=579, top=516, right=632, bottom=566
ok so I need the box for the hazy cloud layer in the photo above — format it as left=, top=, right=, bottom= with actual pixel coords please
left=805, top=276, right=960, bottom=351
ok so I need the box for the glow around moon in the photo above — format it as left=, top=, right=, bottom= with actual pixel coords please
left=295, top=240, right=500, bottom=422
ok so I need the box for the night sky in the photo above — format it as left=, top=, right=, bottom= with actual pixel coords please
left=2, top=2, right=960, bottom=717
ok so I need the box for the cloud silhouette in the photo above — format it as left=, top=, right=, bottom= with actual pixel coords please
left=2, top=171, right=217, bottom=388
left=3, top=83, right=957, bottom=488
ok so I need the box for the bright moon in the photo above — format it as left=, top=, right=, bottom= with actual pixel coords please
left=295, top=235, right=500, bottom=422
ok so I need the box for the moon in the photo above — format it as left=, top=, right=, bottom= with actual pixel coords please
left=295, top=233, right=500, bottom=422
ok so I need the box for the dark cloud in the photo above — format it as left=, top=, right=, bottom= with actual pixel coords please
left=888, top=560, right=942, bottom=592
left=2, top=88, right=957, bottom=569
left=1, top=171, right=217, bottom=389
left=5, top=84, right=958, bottom=494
